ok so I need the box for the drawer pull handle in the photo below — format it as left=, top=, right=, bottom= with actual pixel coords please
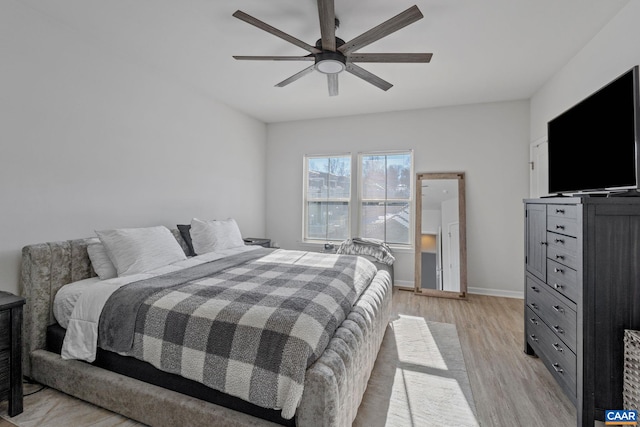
left=552, top=343, right=564, bottom=353
left=531, top=286, right=540, bottom=293
left=552, top=305, right=565, bottom=313
left=554, top=238, right=565, bottom=244
left=529, top=318, right=539, bottom=325
left=529, top=334, right=538, bottom=342
left=530, top=303, right=539, bottom=310
left=554, top=267, right=564, bottom=273
left=555, top=255, right=565, bottom=260
left=540, top=241, right=548, bottom=246
left=553, top=283, right=564, bottom=290
left=552, top=363, right=564, bottom=374
left=555, top=225, right=565, bottom=230
left=555, top=209, right=565, bottom=214
left=552, top=325, right=564, bottom=334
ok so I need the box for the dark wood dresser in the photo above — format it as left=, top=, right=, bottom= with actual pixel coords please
left=0, top=292, right=25, bottom=416
left=524, top=197, right=640, bottom=426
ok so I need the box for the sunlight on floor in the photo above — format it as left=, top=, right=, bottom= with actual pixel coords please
left=387, top=315, right=478, bottom=427
left=394, top=314, right=448, bottom=370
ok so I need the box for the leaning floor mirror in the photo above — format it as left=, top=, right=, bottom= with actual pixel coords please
left=414, top=172, right=467, bottom=298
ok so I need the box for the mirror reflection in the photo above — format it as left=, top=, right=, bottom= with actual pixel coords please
left=415, top=172, right=467, bottom=298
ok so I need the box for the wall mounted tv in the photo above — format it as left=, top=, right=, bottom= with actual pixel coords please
left=547, top=65, right=640, bottom=195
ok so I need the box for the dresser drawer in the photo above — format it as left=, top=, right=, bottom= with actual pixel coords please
left=546, top=231, right=579, bottom=271
left=547, top=216, right=578, bottom=237
left=526, top=276, right=577, bottom=353
left=547, top=204, right=578, bottom=220
left=0, top=311, right=10, bottom=352
left=547, top=259, right=579, bottom=303
left=526, top=308, right=577, bottom=395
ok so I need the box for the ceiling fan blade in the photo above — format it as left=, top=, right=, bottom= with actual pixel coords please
left=328, top=74, right=338, bottom=96
left=233, top=55, right=315, bottom=61
left=338, top=5, right=423, bottom=55
left=346, top=63, right=393, bottom=91
left=233, top=10, right=321, bottom=54
left=275, top=65, right=316, bottom=87
left=317, top=0, right=336, bottom=52
left=348, top=53, right=433, bottom=63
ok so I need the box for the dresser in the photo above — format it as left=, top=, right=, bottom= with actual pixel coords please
left=524, top=197, right=640, bottom=426
left=0, top=292, right=25, bottom=416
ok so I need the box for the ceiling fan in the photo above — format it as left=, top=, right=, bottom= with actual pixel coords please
left=232, top=1, right=433, bottom=96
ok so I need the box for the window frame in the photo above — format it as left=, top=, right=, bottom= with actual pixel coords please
left=357, top=150, right=414, bottom=248
left=302, top=153, right=353, bottom=243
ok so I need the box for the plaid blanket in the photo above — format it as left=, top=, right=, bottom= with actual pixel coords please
left=99, top=249, right=377, bottom=419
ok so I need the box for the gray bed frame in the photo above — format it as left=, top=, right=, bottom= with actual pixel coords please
left=20, top=230, right=393, bottom=427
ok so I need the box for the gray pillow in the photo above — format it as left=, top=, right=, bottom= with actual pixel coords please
left=177, top=224, right=196, bottom=257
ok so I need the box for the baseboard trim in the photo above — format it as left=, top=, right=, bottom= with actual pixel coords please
left=394, top=281, right=524, bottom=299
left=393, top=280, right=413, bottom=288
left=468, top=287, right=523, bottom=299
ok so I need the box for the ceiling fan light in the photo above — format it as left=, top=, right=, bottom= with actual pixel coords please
left=316, top=59, right=345, bottom=74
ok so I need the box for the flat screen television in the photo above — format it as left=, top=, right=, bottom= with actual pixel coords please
left=547, top=65, right=640, bottom=195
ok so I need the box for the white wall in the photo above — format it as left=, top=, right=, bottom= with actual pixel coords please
left=266, top=101, right=530, bottom=297
left=0, top=1, right=267, bottom=295
left=530, top=0, right=640, bottom=141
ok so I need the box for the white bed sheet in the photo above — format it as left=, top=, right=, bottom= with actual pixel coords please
left=54, top=277, right=101, bottom=329
left=56, top=245, right=261, bottom=362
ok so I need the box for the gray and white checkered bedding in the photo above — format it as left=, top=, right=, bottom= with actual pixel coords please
left=98, top=248, right=378, bottom=419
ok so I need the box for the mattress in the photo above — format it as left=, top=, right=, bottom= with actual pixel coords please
left=46, top=323, right=294, bottom=425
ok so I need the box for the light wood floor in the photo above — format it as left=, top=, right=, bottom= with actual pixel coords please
left=391, top=290, right=575, bottom=426
left=0, top=290, right=576, bottom=427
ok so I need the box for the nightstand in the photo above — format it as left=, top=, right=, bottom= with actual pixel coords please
left=243, top=238, right=271, bottom=248
left=0, top=292, right=25, bottom=417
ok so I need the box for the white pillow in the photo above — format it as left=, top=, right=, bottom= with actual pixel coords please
left=87, top=242, right=117, bottom=280
left=95, top=226, right=187, bottom=277
left=190, top=218, right=245, bottom=255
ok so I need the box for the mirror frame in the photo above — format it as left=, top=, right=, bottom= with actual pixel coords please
left=414, top=172, right=467, bottom=299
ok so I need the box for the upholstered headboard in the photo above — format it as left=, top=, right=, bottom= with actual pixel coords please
left=20, top=229, right=189, bottom=378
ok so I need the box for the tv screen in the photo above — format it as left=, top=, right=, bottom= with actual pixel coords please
left=547, top=66, right=640, bottom=194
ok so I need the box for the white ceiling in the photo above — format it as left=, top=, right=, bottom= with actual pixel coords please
left=22, top=0, right=631, bottom=123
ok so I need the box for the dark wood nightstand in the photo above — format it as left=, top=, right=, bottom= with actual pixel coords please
left=243, top=238, right=271, bottom=248
left=0, top=292, right=25, bottom=417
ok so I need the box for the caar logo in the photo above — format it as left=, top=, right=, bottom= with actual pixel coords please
left=605, top=410, right=638, bottom=425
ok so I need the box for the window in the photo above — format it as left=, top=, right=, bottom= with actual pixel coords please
left=303, top=155, right=351, bottom=241
left=359, top=151, right=413, bottom=245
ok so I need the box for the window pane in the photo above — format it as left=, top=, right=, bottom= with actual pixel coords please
left=386, top=154, right=411, bottom=199
left=384, top=202, right=410, bottom=244
left=307, top=156, right=350, bottom=200
left=307, top=201, right=349, bottom=240
left=361, top=156, right=386, bottom=199
left=327, top=202, right=349, bottom=240
left=361, top=202, right=410, bottom=244
left=361, top=202, right=386, bottom=240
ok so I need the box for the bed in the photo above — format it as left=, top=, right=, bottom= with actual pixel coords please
left=20, top=227, right=393, bottom=427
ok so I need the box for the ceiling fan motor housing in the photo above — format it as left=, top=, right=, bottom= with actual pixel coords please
left=315, top=51, right=346, bottom=74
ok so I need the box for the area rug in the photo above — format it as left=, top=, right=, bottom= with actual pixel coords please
left=1, top=316, right=477, bottom=427
left=353, top=315, right=479, bottom=427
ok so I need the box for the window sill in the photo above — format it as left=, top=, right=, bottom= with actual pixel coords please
left=301, top=240, right=413, bottom=253
left=387, top=245, right=414, bottom=254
